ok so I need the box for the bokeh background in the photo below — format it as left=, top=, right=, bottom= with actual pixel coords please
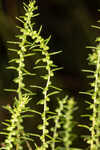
left=0, top=0, right=100, bottom=149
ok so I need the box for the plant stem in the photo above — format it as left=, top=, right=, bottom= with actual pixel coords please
left=42, top=63, right=51, bottom=149
left=91, top=48, right=100, bottom=150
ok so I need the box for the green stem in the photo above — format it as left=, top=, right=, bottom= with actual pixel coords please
left=18, top=52, right=24, bottom=101
left=91, top=50, right=100, bottom=150
left=42, top=66, right=51, bottom=149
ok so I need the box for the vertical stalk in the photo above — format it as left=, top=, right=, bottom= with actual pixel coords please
left=42, top=69, right=51, bottom=149
left=90, top=47, right=100, bottom=150
left=51, top=99, right=65, bottom=150
left=40, top=48, right=52, bottom=149
left=90, top=52, right=99, bottom=149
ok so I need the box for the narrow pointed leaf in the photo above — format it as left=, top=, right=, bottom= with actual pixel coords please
left=32, top=49, right=42, bottom=52
left=49, top=85, right=62, bottom=91
left=38, top=25, right=42, bottom=35
left=2, top=106, right=13, bottom=114
left=78, top=124, right=90, bottom=130
left=7, top=41, right=20, bottom=44
left=9, top=59, right=19, bottom=63
left=47, top=111, right=56, bottom=115
left=35, top=58, right=43, bottom=64
left=22, top=114, right=33, bottom=118
left=49, top=51, right=62, bottom=56
left=6, top=66, right=17, bottom=70
left=33, top=66, right=45, bottom=69
left=23, top=2, right=28, bottom=9
left=82, top=69, right=94, bottom=73
left=1, top=122, right=10, bottom=127
left=24, top=53, right=35, bottom=57
left=47, top=91, right=60, bottom=97
left=45, top=35, right=51, bottom=45
left=4, top=89, right=17, bottom=92
left=22, top=68, right=36, bottom=76
left=79, top=91, right=92, bottom=96
left=37, top=99, right=44, bottom=105
left=86, top=46, right=96, bottom=49
left=81, top=114, right=91, bottom=118
left=22, top=87, right=32, bottom=93
left=8, top=48, right=18, bottom=52
left=16, top=17, right=25, bottom=24
left=29, top=133, right=41, bottom=138
left=29, top=44, right=39, bottom=50
left=29, top=110, right=41, bottom=115
left=33, top=13, right=39, bottom=18
left=21, top=136, right=33, bottom=142
left=0, top=132, right=8, bottom=135
left=52, top=67, right=63, bottom=72
left=47, top=116, right=56, bottom=121
left=23, top=6, right=28, bottom=12
left=30, top=85, right=43, bottom=90
left=91, top=25, right=100, bottom=29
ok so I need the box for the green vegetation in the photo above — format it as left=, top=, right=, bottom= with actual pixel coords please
left=0, top=0, right=100, bottom=150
